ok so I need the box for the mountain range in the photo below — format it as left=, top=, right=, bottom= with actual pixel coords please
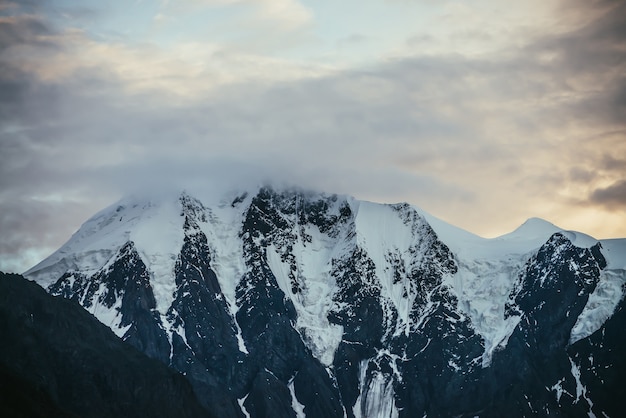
left=17, top=185, right=626, bottom=417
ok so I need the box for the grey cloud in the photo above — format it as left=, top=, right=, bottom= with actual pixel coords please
left=0, top=191, right=107, bottom=273
left=0, top=54, right=484, bottom=272
left=337, top=33, right=368, bottom=47
left=0, top=0, right=40, bottom=15
left=590, top=179, right=626, bottom=210
left=0, top=12, right=64, bottom=124
left=602, top=154, right=626, bottom=173
left=0, top=15, right=50, bottom=51
left=569, top=167, right=596, bottom=183
left=547, top=0, right=626, bottom=70
left=578, top=0, right=626, bottom=44
left=610, top=81, right=626, bottom=118
left=3, top=0, right=626, bottom=271
left=526, top=0, right=626, bottom=126
left=0, top=0, right=62, bottom=55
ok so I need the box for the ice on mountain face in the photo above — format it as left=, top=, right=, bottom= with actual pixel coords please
left=351, top=201, right=445, bottom=336
left=353, top=359, right=399, bottom=418
left=443, top=257, right=527, bottom=366
left=180, top=191, right=250, bottom=317
left=58, top=264, right=132, bottom=339
left=362, top=371, right=398, bottom=418
left=566, top=238, right=626, bottom=344
left=352, top=201, right=412, bottom=333
left=550, top=378, right=568, bottom=405
left=264, top=194, right=350, bottom=366
left=201, top=199, right=248, bottom=316
left=417, top=212, right=556, bottom=365
left=561, top=231, right=598, bottom=249
left=267, top=237, right=344, bottom=366
left=570, top=239, right=626, bottom=344
left=570, top=269, right=626, bottom=344
left=422, top=212, right=595, bottom=260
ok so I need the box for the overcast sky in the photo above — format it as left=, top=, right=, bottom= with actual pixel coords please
left=1, top=0, right=625, bottom=273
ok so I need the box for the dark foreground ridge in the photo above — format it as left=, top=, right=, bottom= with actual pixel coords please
left=0, top=272, right=211, bottom=418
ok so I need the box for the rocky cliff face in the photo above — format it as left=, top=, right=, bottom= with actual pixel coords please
left=24, top=186, right=626, bottom=417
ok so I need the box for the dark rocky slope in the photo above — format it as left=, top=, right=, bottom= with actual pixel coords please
left=0, top=272, right=211, bottom=418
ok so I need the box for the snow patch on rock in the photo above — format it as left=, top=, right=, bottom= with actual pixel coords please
left=289, top=381, right=306, bottom=418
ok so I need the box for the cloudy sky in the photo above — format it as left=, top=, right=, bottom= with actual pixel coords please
left=1, top=0, right=625, bottom=273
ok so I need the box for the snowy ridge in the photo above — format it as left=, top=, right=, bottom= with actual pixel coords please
left=418, top=212, right=554, bottom=366
left=24, top=200, right=138, bottom=289
left=417, top=208, right=626, bottom=365
left=25, top=193, right=186, bottom=312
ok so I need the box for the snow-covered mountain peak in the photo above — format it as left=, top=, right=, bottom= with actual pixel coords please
left=20, top=184, right=626, bottom=418
left=508, top=216, right=560, bottom=237
left=495, top=217, right=599, bottom=250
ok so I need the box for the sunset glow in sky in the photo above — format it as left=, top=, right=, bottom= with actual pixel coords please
left=1, top=0, right=625, bottom=272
